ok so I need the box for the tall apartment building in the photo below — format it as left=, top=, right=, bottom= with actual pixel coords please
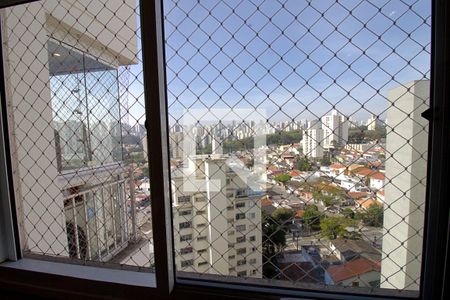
left=367, top=114, right=381, bottom=131
left=381, top=80, right=429, bottom=290
left=171, top=155, right=263, bottom=278
left=2, top=0, right=138, bottom=260
left=169, top=132, right=184, bottom=159
left=302, top=120, right=324, bottom=158
left=321, top=110, right=348, bottom=149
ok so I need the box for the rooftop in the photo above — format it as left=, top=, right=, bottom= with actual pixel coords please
left=327, top=257, right=380, bottom=283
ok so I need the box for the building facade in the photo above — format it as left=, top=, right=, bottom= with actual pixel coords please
left=321, top=110, right=348, bottom=149
left=302, top=120, right=324, bottom=158
left=172, top=155, right=263, bottom=278
left=2, top=0, right=138, bottom=261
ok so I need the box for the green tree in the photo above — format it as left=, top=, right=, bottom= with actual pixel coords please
left=274, top=174, right=291, bottom=184
left=262, top=212, right=288, bottom=278
left=303, top=205, right=321, bottom=230
left=297, top=156, right=313, bottom=171
left=342, top=208, right=355, bottom=219
left=272, top=207, right=295, bottom=225
left=322, top=195, right=335, bottom=207
left=320, top=216, right=357, bottom=240
left=360, top=204, right=384, bottom=227
left=320, top=155, right=331, bottom=166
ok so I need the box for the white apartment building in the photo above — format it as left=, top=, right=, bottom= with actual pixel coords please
left=381, top=80, right=429, bottom=290
left=2, top=0, right=138, bottom=260
left=302, top=120, right=324, bottom=158
left=169, top=132, right=184, bottom=159
left=321, top=110, right=349, bottom=149
left=367, top=114, right=380, bottom=131
left=171, top=155, right=263, bottom=278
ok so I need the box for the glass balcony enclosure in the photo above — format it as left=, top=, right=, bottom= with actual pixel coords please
left=48, top=40, right=122, bottom=172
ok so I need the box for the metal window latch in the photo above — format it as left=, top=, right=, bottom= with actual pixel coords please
left=421, top=108, right=433, bottom=121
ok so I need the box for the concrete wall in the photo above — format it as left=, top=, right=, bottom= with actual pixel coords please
left=2, top=0, right=137, bottom=256
left=381, top=80, right=429, bottom=290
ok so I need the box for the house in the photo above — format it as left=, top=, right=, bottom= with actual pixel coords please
left=355, top=198, right=380, bottom=210
left=325, top=257, right=381, bottom=287
left=329, top=239, right=381, bottom=263
left=369, top=172, right=385, bottom=190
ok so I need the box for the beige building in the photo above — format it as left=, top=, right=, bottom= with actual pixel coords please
left=321, top=110, right=348, bottom=149
left=172, top=155, right=263, bottom=278
left=381, top=80, right=429, bottom=290
left=302, top=120, right=324, bottom=158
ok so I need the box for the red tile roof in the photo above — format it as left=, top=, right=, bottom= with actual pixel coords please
left=261, top=197, right=273, bottom=207
left=347, top=192, right=369, bottom=199
left=295, top=210, right=305, bottom=218
left=289, top=170, right=304, bottom=177
left=356, top=198, right=379, bottom=209
left=370, top=172, right=385, bottom=180
left=330, top=163, right=345, bottom=169
left=353, top=168, right=377, bottom=177
left=327, top=258, right=380, bottom=283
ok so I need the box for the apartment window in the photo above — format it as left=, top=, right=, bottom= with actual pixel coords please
left=195, top=197, right=206, bottom=202
left=179, top=221, right=192, bottom=229
left=236, top=248, right=247, bottom=255
left=197, top=249, right=207, bottom=255
left=235, top=202, right=245, bottom=208
left=180, top=234, right=193, bottom=242
left=236, top=225, right=246, bottom=232
left=228, top=243, right=235, bottom=249
left=196, top=223, right=206, bottom=228
left=180, top=247, right=193, bottom=255
left=198, top=261, right=208, bottom=267
left=178, top=196, right=191, bottom=203
left=196, top=210, right=206, bottom=215
left=228, top=230, right=235, bottom=236
left=229, top=267, right=236, bottom=272
left=181, top=260, right=194, bottom=268
left=237, top=271, right=247, bottom=277
left=179, top=210, right=192, bottom=216
left=235, top=213, right=246, bottom=220
left=237, top=260, right=247, bottom=266
left=236, top=236, right=246, bottom=244
left=228, top=255, right=235, bottom=260
left=1, top=0, right=449, bottom=299
left=249, top=258, right=257, bottom=264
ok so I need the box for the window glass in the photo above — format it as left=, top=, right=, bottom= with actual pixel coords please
left=165, top=0, right=431, bottom=296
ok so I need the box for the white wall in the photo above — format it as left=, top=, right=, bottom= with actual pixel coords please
left=2, top=0, right=138, bottom=256
left=381, top=80, right=429, bottom=290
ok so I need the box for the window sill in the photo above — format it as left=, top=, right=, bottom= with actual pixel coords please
left=1, top=258, right=156, bottom=287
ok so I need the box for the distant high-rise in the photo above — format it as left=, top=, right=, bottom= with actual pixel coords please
left=367, top=114, right=380, bottom=131
left=302, top=120, right=324, bottom=158
left=381, top=80, right=429, bottom=290
left=321, top=110, right=348, bottom=149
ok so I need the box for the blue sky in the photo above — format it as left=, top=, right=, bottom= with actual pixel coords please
left=127, top=0, right=431, bottom=125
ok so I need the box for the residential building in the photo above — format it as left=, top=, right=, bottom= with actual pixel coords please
left=1, top=0, right=139, bottom=261
left=321, top=110, right=348, bottom=149
left=367, top=114, right=381, bottom=131
left=325, top=258, right=381, bottom=287
left=171, top=154, right=262, bottom=277
left=302, top=120, right=324, bottom=158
